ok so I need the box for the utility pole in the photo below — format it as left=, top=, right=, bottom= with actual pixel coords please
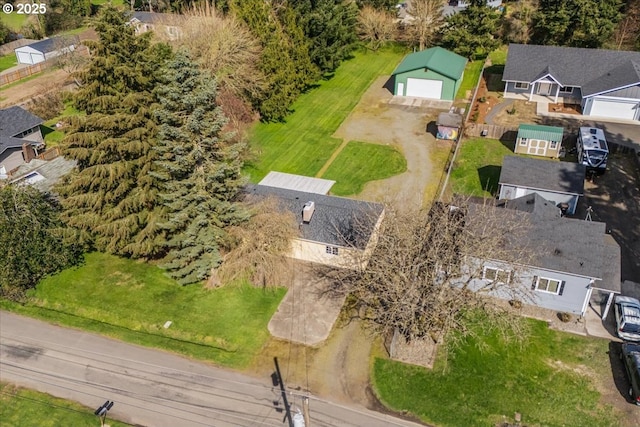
left=273, top=357, right=294, bottom=427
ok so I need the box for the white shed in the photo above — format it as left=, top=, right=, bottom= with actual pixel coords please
left=14, top=36, right=78, bottom=65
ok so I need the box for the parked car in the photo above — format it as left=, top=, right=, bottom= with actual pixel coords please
left=615, top=296, right=640, bottom=342
left=621, top=342, right=640, bottom=405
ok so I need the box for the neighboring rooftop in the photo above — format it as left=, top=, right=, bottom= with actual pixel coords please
left=258, top=171, right=335, bottom=195
left=130, top=11, right=187, bottom=24
left=10, top=157, right=76, bottom=193
left=392, top=46, right=467, bottom=80
left=0, top=106, right=43, bottom=137
left=469, top=195, right=621, bottom=292
left=503, top=44, right=640, bottom=96
left=21, top=36, right=78, bottom=55
left=437, top=112, right=463, bottom=128
left=499, top=156, right=586, bottom=195
left=245, top=184, right=384, bottom=249
left=517, top=124, right=564, bottom=142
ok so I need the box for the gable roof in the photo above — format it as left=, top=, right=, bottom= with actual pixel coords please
left=499, top=156, right=585, bottom=195
left=0, top=136, right=30, bottom=156
left=0, top=106, right=43, bottom=137
left=20, top=36, right=78, bottom=55
left=245, top=184, right=384, bottom=250
left=502, top=44, right=640, bottom=94
left=517, top=124, right=563, bottom=142
left=469, top=196, right=621, bottom=290
left=392, top=47, right=467, bottom=81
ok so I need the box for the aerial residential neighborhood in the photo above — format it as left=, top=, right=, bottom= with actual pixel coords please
left=1, top=1, right=639, bottom=427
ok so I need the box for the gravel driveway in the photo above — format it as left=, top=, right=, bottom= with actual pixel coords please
left=333, top=76, right=444, bottom=209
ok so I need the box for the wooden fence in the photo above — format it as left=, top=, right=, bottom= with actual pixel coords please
left=464, top=123, right=517, bottom=140
left=0, top=61, right=51, bottom=86
left=37, top=147, right=61, bottom=161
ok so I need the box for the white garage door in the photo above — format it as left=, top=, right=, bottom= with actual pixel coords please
left=590, top=98, right=638, bottom=120
left=16, top=51, right=33, bottom=65
left=406, top=78, right=443, bottom=99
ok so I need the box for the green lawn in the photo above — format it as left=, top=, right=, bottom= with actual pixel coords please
left=0, top=383, right=131, bottom=427
left=322, top=141, right=407, bottom=196
left=489, top=45, right=508, bottom=66
left=1, top=253, right=285, bottom=368
left=0, top=54, right=17, bottom=73
left=449, top=137, right=513, bottom=197
left=0, top=10, right=28, bottom=32
left=91, top=0, right=125, bottom=5
left=246, top=47, right=405, bottom=184
left=372, top=319, right=621, bottom=427
left=455, top=60, right=484, bottom=100
left=43, top=102, right=83, bottom=146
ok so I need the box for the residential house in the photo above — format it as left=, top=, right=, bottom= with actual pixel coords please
left=514, top=124, right=564, bottom=158
left=0, top=106, right=44, bottom=177
left=498, top=156, right=585, bottom=215
left=502, top=43, right=640, bottom=121
left=245, top=183, right=384, bottom=269
left=14, top=36, right=79, bottom=65
left=129, top=12, right=185, bottom=41
left=466, top=194, right=621, bottom=318
left=391, top=46, right=467, bottom=101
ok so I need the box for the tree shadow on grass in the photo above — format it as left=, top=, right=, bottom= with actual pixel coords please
left=477, top=165, right=501, bottom=196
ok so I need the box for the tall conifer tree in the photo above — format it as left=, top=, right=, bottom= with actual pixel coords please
left=153, top=52, right=247, bottom=285
left=57, top=7, right=171, bottom=257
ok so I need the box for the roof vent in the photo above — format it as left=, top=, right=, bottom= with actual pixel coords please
left=553, top=248, right=562, bottom=255
left=302, top=201, right=315, bottom=223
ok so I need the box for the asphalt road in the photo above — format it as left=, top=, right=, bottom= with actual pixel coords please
left=0, top=311, right=425, bottom=427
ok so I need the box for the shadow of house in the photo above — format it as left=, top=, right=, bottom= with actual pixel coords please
left=383, top=75, right=395, bottom=95
left=477, top=165, right=502, bottom=196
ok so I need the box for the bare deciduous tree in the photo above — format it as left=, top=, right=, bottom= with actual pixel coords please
left=318, top=199, right=536, bottom=346
left=357, top=5, right=397, bottom=51
left=612, top=0, right=640, bottom=50
left=214, top=197, right=298, bottom=289
left=53, top=36, right=88, bottom=87
left=405, top=0, right=445, bottom=51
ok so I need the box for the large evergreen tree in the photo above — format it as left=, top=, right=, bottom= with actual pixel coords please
left=532, top=0, right=623, bottom=48
left=57, top=7, right=171, bottom=258
left=0, top=185, right=81, bottom=300
left=153, top=52, right=247, bottom=285
left=294, top=0, right=358, bottom=74
left=440, top=3, right=501, bottom=59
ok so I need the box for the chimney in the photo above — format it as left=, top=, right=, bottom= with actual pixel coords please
left=22, top=143, right=36, bottom=163
left=302, top=201, right=315, bottom=223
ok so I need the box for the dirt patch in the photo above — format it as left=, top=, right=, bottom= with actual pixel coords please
left=0, top=69, right=73, bottom=108
left=548, top=102, right=581, bottom=115
left=467, top=72, right=502, bottom=124
left=492, top=100, right=538, bottom=127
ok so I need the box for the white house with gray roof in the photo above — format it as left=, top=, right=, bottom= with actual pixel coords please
left=245, top=184, right=384, bottom=269
left=14, top=36, right=78, bottom=65
left=502, top=44, right=640, bottom=121
left=498, top=156, right=586, bottom=215
left=0, top=106, right=44, bottom=177
left=466, top=194, right=621, bottom=318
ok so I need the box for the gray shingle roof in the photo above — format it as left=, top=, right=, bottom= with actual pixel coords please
left=22, top=36, right=78, bottom=54
left=10, top=157, right=76, bottom=193
left=469, top=196, right=621, bottom=291
left=0, top=136, right=29, bottom=156
left=502, top=44, right=640, bottom=96
left=499, top=156, right=586, bottom=195
left=131, top=11, right=187, bottom=25
left=245, top=185, right=384, bottom=250
left=0, top=106, right=43, bottom=137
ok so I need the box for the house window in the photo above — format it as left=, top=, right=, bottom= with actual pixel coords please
left=483, top=267, right=511, bottom=284
left=325, top=246, right=339, bottom=255
left=549, top=140, right=558, bottom=149
left=514, top=82, right=529, bottom=90
left=519, top=137, right=528, bottom=146
left=533, top=276, right=564, bottom=295
left=559, top=86, right=573, bottom=93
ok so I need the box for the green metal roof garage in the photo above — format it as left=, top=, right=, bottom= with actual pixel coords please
left=391, top=47, right=467, bottom=101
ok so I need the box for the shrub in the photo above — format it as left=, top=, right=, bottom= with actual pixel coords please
left=507, top=107, right=516, bottom=115
left=509, top=299, right=523, bottom=309
left=558, top=312, right=572, bottom=323
left=26, top=91, right=63, bottom=121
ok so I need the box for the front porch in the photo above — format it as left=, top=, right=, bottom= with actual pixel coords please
left=503, top=91, right=581, bottom=105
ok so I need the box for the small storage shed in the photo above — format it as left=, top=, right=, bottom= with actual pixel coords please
left=391, top=47, right=467, bottom=100
left=436, top=112, right=463, bottom=140
left=14, top=36, right=77, bottom=65
left=515, top=124, right=564, bottom=158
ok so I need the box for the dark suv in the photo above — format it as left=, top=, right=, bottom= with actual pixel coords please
left=621, top=342, right=640, bottom=405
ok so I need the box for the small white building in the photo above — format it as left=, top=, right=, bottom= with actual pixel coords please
left=14, top=36, right=78, bottom=65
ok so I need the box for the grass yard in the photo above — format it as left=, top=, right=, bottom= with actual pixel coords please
left=372, top=319, right=621, bottom=427
left=91, top=0, right=125, bottom=5
left=449, top=137, right=513, bottom=197
left=0, top=9, right=28, bottom=32
left=1, top=253, right=285, bottom=369
left=322, top=141, right=406, bottom=196
left=0, top=54, right=17, bottom=73
left=455, top=60, right=484, bottom=100
left=246, top=46, right=405, bottom=184
left=489, top=45, right=508, bottom=66
left=43, top=102, right=83, bottom=146
left=0, top=382, right=131, bottom=427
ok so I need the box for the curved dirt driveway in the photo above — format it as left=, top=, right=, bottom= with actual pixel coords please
left=333, top=76, right=442, bottom=209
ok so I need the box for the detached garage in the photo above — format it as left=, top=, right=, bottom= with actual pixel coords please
left=391, top=47, right=467, bottom=101
left=14, top=36, right=78, bottom=65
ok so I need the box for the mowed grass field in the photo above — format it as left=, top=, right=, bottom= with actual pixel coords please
left=246, top=46, right=407, bottom=194
left=0, top=54, right=17, bottom=72
left=1, top=253, right=285, bottom=368
left=455, top=60, right=484, bottom=100
left=372, top=319, right=621, bottom=427
left=0, top=383, right=131, bottom=427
